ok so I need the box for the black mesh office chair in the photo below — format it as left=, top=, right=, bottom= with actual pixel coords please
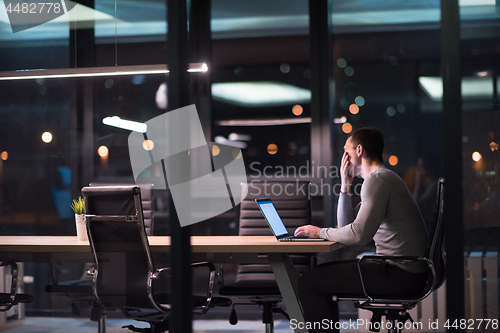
left=83, top=185, right=231, bottom=333
left=0, top=262, right=34, bottom=311
left=219, top=181, right=315, bottom=333
left=332, top=178, right=446, bottom=333
left=45, top=183, right=155, bottom=333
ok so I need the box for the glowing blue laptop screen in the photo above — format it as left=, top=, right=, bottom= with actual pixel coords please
left=257, top=200, right=288, bottom=237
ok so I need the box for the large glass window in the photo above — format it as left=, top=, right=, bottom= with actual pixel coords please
left=330, top=0, right=443, bottom=321
left=460, top=0, right=500, bottom=324
left=211, top=0, right=311, bottom=178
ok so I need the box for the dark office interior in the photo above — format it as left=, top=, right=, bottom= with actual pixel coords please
left=0, top=0, right=499, bottom=332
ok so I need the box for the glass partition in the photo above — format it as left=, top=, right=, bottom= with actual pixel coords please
left=330, top=0, right=443, bottom=321
left=211, top=0, right=311, bottom=178
left=0, top=0, right=169, bottom=317
left=460, top=0, right=500, bottom=325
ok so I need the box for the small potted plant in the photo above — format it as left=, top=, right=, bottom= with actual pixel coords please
left=71, top=197, right=87, bottom=241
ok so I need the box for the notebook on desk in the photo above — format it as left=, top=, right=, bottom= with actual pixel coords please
left=255, top=198, right=326, bottom=242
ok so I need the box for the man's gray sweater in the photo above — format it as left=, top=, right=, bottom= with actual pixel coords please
left=319, top=166, right=429, bottom=273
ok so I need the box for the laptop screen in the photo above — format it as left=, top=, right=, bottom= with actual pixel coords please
left=256, top=200, right=289, bottom=238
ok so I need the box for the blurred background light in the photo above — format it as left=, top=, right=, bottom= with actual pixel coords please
left=292, top=104, right=303, bottom=116
left=98, top=146, right=109, bottom=157
left=388, top=155, right=398, bottom=166
left=212, top=81, right=311, bottom=107
left=42, top=132, right=52, bottom=143
left=142, top=140, right=154, bottom=151
left=342, top=122, right=353, bottom=133
left=267, top=143, right=278, bottom=155
left=472, top=152, right=482, bottom=162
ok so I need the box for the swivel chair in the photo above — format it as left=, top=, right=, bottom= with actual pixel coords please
left=0, top=262, right=34, bottom=311
left=332, top=178, right=446, bottom=333
left=45, top=183, right=154, bottom=332
left=219, top=181, right=315, bottom=333
left=83, top=185, right=231, bottom=333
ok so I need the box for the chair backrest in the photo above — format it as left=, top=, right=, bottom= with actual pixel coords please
left=426, top=178, right=446, bottom=291
left=89, top=182, right=154, bottom=235
left=82, top=185, right=163, bottom=313
left=236, top=181, right=313, bottom=283
left=240, top=181, right=312, bottom=236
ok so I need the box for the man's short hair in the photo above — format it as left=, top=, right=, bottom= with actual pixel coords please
left=348, top=128, right=385, bottom=163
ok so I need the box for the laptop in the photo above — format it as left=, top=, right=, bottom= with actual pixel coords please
left=255, top=198, right=326, bottom=242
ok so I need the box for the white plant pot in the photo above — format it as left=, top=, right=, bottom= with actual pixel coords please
left=75, top=214, right=88, bottom=241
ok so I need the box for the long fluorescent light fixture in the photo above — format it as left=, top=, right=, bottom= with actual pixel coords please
left=212, top=81, right=311, bottom=107
left=217, top=118, right=312, bottom=126
left=103, top=116, right=147, bottom=133
left=419, top=76, right=494, bottom=101
left=459, top=0, right=495, bottom=6
left=214, top=136, right=248, bottom=149
left=0, top=63, right=207, bottom=81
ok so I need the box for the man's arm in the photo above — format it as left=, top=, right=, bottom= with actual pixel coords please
left=319, top=173, right=388, bottom=245
left=294, top=152, right=357, bottom=239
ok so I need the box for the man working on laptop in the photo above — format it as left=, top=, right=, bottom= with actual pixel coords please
left=293, top=128, right=429, bottom=332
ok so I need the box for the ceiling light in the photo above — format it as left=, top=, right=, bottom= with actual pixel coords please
left=333, top=116, right=347, bottom=124
left=214, top=136, right=247, bottom=149
left=0, top=63, right=207, bottom=80
left=217, top=118, right=312, bottom=126
left=228, top=133, right=252, bottom=141
left=419, top=76, right=494, bottom=101
left=459, top=0, right=495, bottom=6
left=212, top=81, right=311, bottom=107
left=103, top=116, right=147, bottom=133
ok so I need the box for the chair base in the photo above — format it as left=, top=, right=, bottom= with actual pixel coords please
left=355, top=304, right=415, bottom=333
left=123, top=321, right=169, bottom=333
left=229, top=300, right=289, bottom=333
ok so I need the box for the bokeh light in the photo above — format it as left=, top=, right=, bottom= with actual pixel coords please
left=0, top=151, right=8, bottom=161
left=344, top=66, right=354, bottom=76
left=292, top=104, right=303, bottom=116
left=98, top=146, right=109, bottom=157
left=355, top=96, right=365, bottom=106
left=472, top=152, right=481, bottom=162
left=41, top=132, right=52, bottom=143
left=397, top=103, right=406, bottom=113
left=142, top=140, right=154, bottom=151
left=349, top=104, right=359, bottom=115
left=280, top=63, right=291, bottom=73
left=267, top=144, right=278, bottom=155
left=386, top=106, right=396, bottom=117
left=342, top=122, right=353, bottom=134
left=336, top=58, right=347, bottom=68
left=388, top=155, right=398, bottom=166
left=212, top=144, right=220, bottom=156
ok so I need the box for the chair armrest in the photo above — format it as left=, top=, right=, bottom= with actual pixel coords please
left=150, top=267, right=170, bottom=280
left=190, top=262, right=215, bottom=313
left=0, top=262, right=18, bottom=304
left=86, top=266, right=96, bottom=277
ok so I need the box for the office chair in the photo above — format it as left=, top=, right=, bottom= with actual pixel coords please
left=45, top=183, right=154, bottom=333
left=332, top=178, right=446, bottom=333
left=83, top=185, right=231, bottom=333
left=219, top=181, right=315, bottom=333
left=0, top=262, right=34, bottom=312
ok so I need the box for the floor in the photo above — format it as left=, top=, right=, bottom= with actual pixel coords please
left=0, top=317, right=297, bottom=333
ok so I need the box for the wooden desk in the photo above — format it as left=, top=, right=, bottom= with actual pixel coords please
left=0, top=236, right=342, bottom=333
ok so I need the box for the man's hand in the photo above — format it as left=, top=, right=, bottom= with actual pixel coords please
left=340, top=151, right=353, bottom=193
left=294, top=225, right=321, bottom=239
